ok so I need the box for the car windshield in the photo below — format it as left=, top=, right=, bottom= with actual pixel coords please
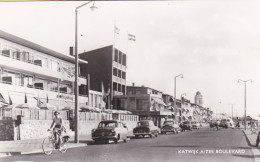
left=137, top=121, right=149, bottom=126
left=98, top=122, right=118, bottom=128
left=163, top=121, right=173, bottom=126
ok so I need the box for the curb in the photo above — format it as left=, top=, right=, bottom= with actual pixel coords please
left=0, top=143, right=88, bottom=157
left=0, top=152, right=11, bottom=158
left=21, top=143, right=88, bottom=155
left=242, top=130, right=256, bottom=147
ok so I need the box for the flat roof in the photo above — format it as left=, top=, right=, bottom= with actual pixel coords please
left=0, top=30, right=87, bottom=64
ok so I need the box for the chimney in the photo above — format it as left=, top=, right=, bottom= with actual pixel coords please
left=132, top=82, right=135, bottom=86
left=69, top=46, right=74, bottom=56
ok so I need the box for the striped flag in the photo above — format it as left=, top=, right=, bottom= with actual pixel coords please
left=128, top=33, right=136, bottom=41
left=114, top=26, right=120, bottom=34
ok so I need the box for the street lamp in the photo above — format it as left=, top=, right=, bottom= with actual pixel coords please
left=238, top=79, right=252, bottom=130
left=174, top=74, right=183, bottom=121
left=74, top=1, right=98, bottom=143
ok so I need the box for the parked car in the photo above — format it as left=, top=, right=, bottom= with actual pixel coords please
left=219, top=118, right=235, bottom=128
left=191, top=121, right=200, bottom=129
left=180, top=121, right=192, bottom=131
left=161, top=120, right=180, bottom=134
left=91, top=120, right=128, bottom=144
left=209, top=120, right=219, bottom=128
left=133, top=120, right=160, bottom=138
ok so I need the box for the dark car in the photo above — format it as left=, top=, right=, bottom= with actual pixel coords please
left=133, top=120, right=160, bottom=138
left=161, top=120, right=180, bottom=134
left=180, top=121, right=192, bottom=131
left=91, top=120, right=128, bottom=144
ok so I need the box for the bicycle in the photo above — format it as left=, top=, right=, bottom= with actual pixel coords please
left=42, top=129, right=69, bottom=155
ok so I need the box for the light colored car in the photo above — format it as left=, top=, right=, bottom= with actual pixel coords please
left=133, top=120, right=160, bottom=138
left=191, top=121, right=200, bottom=129
left=220, top=118, right=235, bottom=128
left=161, top=120, right=180, bottom=134
left=91, top=120, right=128, bottom=144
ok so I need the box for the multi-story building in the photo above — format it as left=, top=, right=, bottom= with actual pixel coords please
left=0, top=30, right=93, bottom=110
left=113, top=85, right=172, bottom=128
left=79, top=45, right=127, bottom=109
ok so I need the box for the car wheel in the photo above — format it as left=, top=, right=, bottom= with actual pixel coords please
left=114, top=139, right=118, bottom=144
left=123, top=138, right=128, bottom=143
left=155, top=132, right=158, bottom=137
left=149, top=134, right=153, bottom=138
left=114, top=134, right=120, bottom=144
left=135, top=135, right=139, bottom=138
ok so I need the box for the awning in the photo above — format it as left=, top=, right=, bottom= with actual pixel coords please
left=151, top=97, right=166, bottom=106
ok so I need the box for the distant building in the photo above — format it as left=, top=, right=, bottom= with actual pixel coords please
left=195, top=91, right=203, bottom=106
left=79, top=45, right=127, bottom=109
left=113, top=85, right=173, bottom=128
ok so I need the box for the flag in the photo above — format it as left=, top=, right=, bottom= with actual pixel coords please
left=128, top=33, right=136, bottom=41
left=59, top=64, right=75, bottom=81
left=9, top=95, right=13, bottom=105
left=114, top=26, right=120, bottom=34
left=25, top=93, right=27, bottom=103
left=101, top=82, right=106, bottom=99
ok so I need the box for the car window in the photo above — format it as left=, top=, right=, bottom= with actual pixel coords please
left=137, top=121, right=149, bottom=126
left=164, top=121, right=173, bottom=125
left=98, top=122, right=118, bottom=128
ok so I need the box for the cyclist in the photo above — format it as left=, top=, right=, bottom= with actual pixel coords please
left=48, top=111, right=66, bottom=149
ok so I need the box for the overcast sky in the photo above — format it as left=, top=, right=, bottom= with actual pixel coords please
left=0, top=0, right=260, bottom=119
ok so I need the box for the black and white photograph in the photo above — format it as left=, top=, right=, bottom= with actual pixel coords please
left=0, top=0, right=260, bottom=162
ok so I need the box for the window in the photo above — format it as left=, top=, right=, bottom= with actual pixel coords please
left=23, top=75, right=33, bottom=87
left=122, top=72, right=126, bottom=79
left=113, top=82, right=117, bottom=91
left=118, top=70, right=121, bottom=78
left=50, top=81, right=58, bottom=92
left=114, top=49, right=118, bottom=62
left=122, top=54, right=126, bottom=66
left=113, top=68, right=117, bottom=76
left=2, top=70, right=20, bottom=85
left=119, top=51, right=122, bottom=64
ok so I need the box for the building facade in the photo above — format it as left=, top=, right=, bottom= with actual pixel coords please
left=0, top=30, right=91, bottom=110
left=79, top=45, right=127, bottom=109
left=113, top=85, right=173, bottom=128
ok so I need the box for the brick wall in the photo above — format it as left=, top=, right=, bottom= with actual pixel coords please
left=0, top=113, right=139, bottom=140
left=0, top=120, right=16, bottom=140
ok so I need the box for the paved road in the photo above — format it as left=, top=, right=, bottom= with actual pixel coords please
left=2, top=127, right=255, bottom=162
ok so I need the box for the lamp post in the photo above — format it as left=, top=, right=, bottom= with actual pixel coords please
left=238, top=79, right=252, bottom=130
left=74, top=1, right=97, bottom=143
left=174, top=74, right=183, bottom=121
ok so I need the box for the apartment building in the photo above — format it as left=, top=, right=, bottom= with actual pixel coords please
left=0, top=30, right=94, bottom=110
left=79, top=45, right=127, bottom=109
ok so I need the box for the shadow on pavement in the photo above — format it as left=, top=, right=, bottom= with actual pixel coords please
left=232, top=154, right=255, bottom=159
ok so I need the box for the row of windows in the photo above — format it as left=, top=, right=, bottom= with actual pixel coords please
left=114, top=49, right=126, bottom=66
left=113, top=68, right=126, bottom=79
left=113, top=82, right=126, bottom=94
left=0, top=43, right=75, bottom=74
left=0, top=68, right=73, bottom=94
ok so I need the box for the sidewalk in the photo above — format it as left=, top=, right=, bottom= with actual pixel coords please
left=0, top=134, right=92, bottom=157
left=243, top=129, right=258, bottom=147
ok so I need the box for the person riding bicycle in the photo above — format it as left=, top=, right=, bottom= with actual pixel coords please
left=48, top=111, right=66, bottom=149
